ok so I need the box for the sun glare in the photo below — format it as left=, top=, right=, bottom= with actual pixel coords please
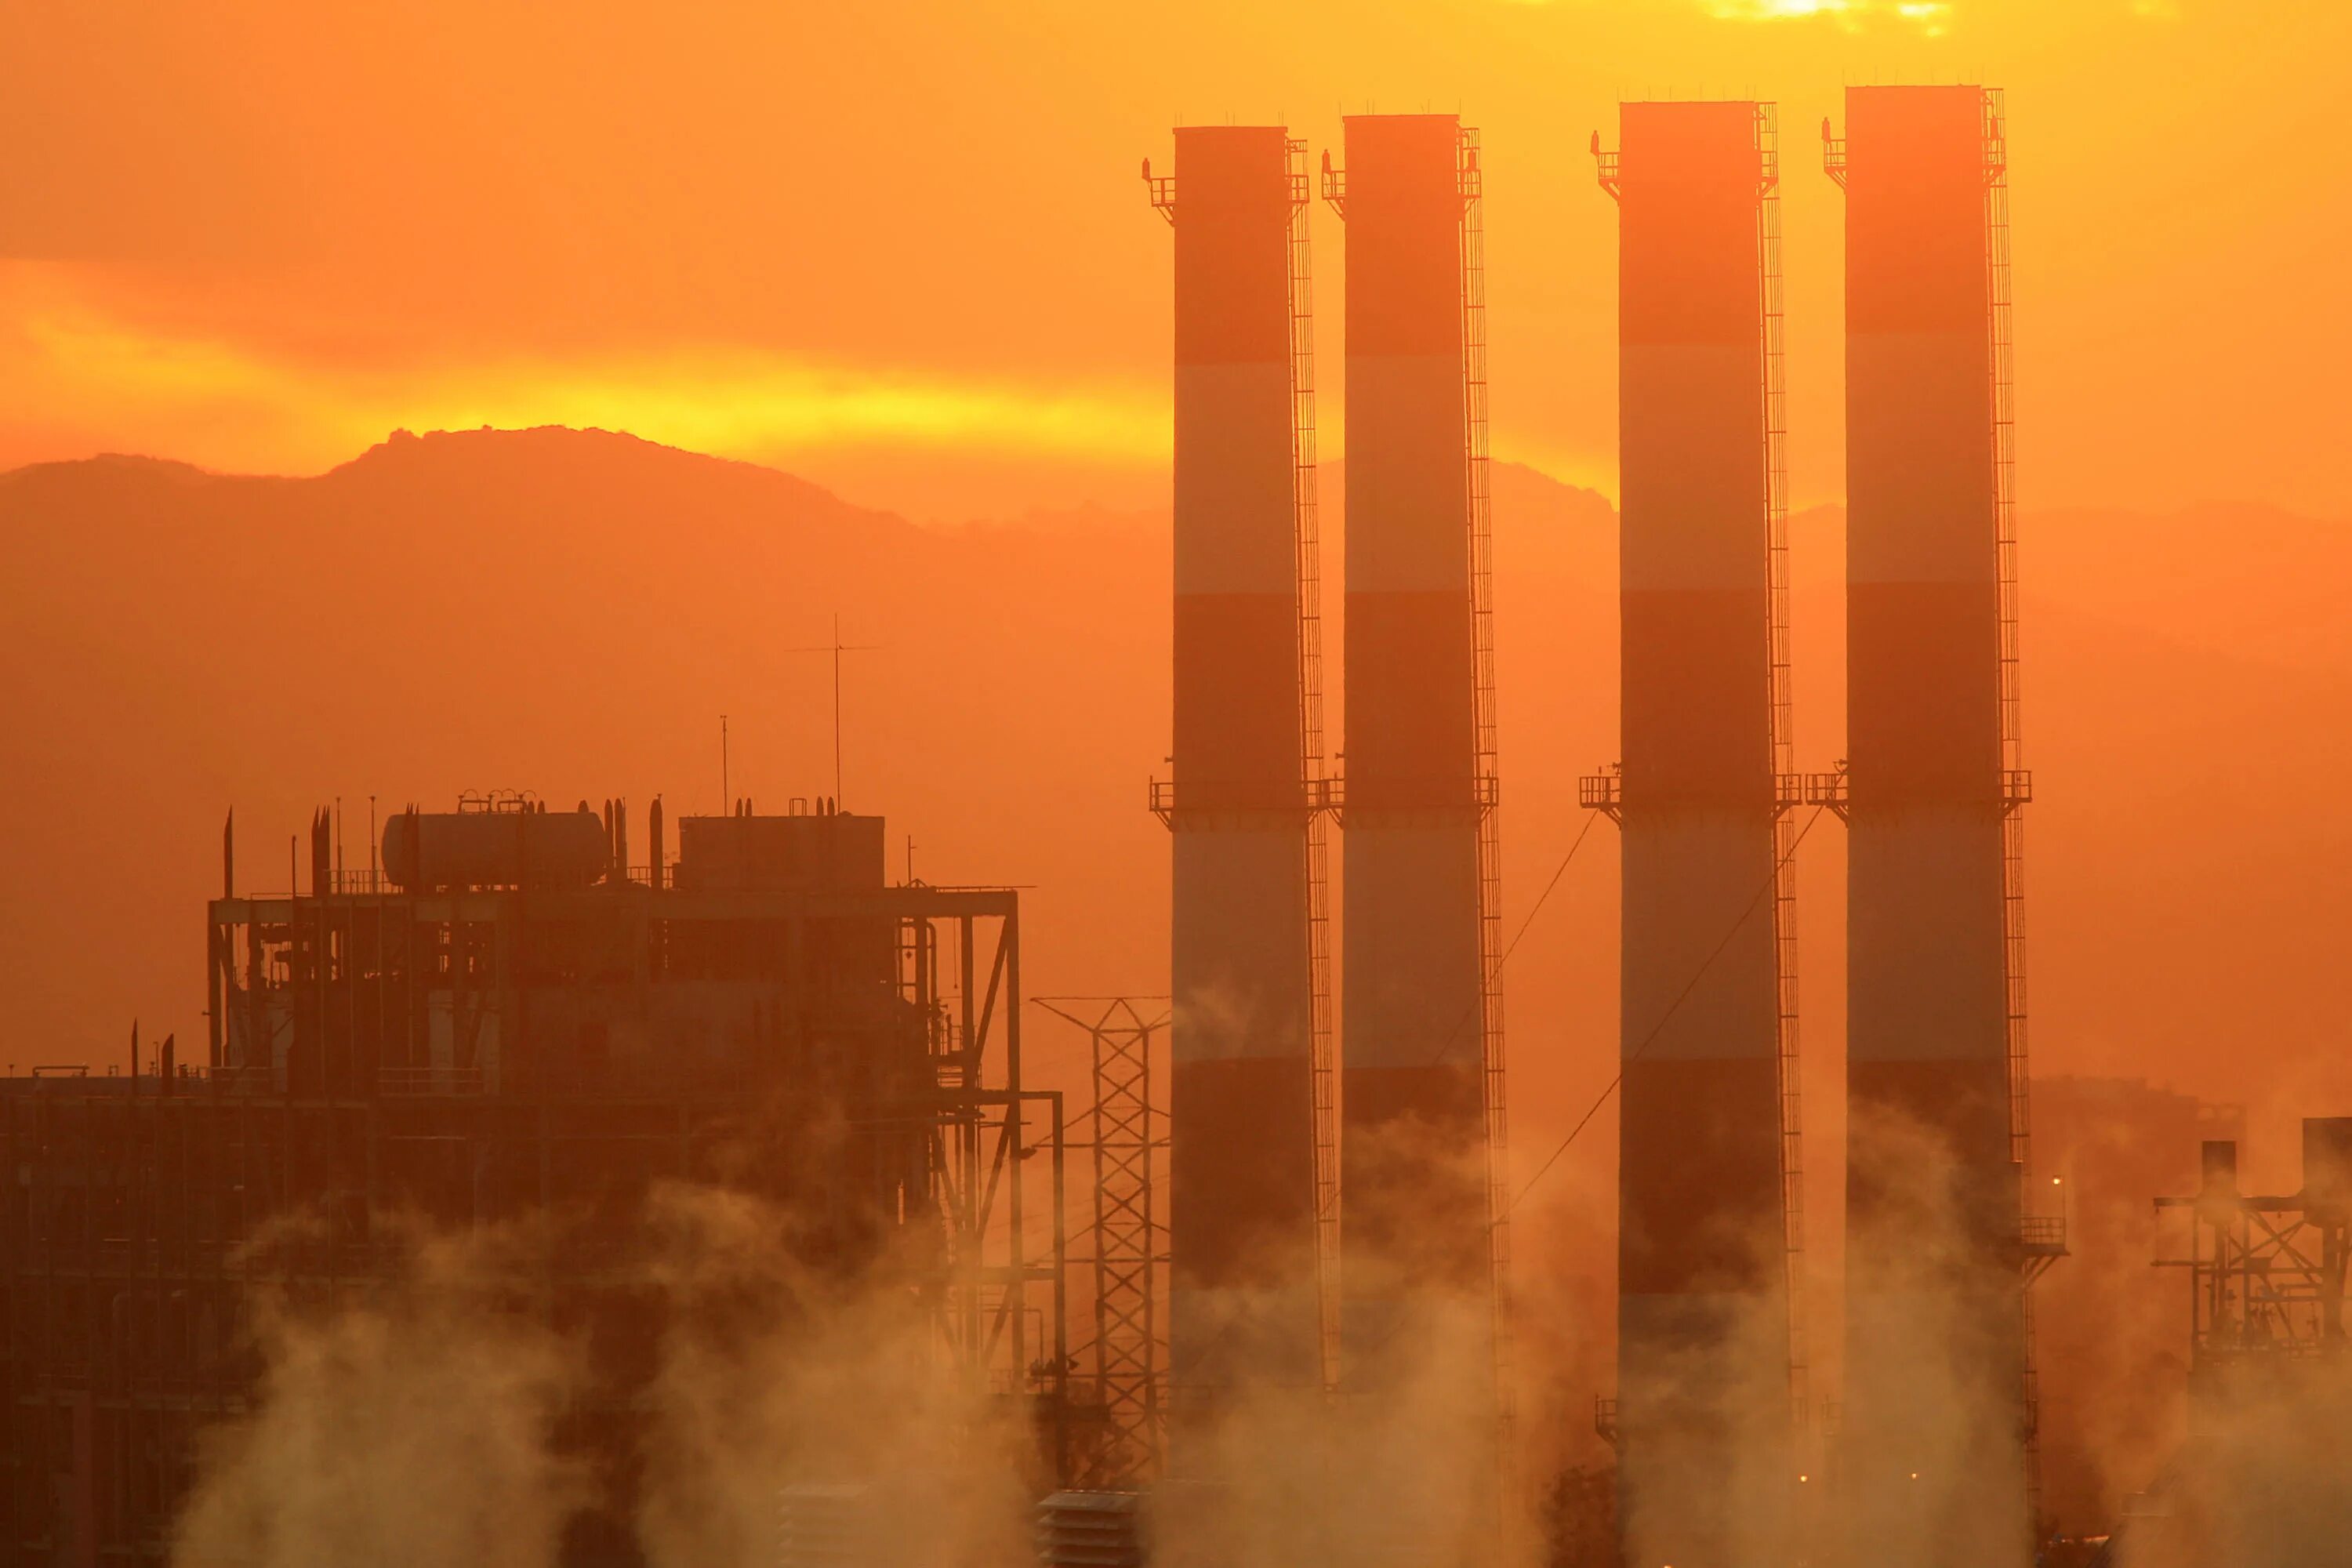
left=2, top=278, right=1171, bottom=477
left=1700, top=0, right=1952, bottom=28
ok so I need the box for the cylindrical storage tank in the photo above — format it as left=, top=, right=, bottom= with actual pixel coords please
left=1838, top=82, right=2030, bottom=1568
left=1160, top=124, right=1323, bottom=1410
left=381, top=806, right=608, bottom=891
left=1334, top=112, right=1490, bottom=1392
left=1609, top=98, right=1794, bottom=1568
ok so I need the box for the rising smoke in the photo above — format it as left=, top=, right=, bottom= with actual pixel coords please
left=171, top=1103, right=2312, bottom=1568
left=167, top=1140, right=1552, bottom=1568
left=169, top=1184, right=1040, bottom=1568
left=171, top=1216, right=589, bottom=1567
left=1839, top=1103, right=2039, bottom=1568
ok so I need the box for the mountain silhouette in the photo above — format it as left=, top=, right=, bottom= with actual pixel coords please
left=7, top=423, right=2346, bottom=1117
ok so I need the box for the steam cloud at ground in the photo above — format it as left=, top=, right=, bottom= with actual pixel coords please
left=167, top=1171, right=1562, bottom=1568
left=170, top=1188, right=1040, bottom=1568
left=172, top=1219, right=588, bottom=1566
left=165, top=1122, right=2342, bottom=1568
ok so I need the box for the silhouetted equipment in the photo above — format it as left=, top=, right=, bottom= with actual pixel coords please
left=0, top=792, right=1065, bottom=1564
left=2158, top=1120, right=2352, bottom=1372
left=1040, top=996, right=1172, bottom=1487
left=2112, top=1120, right=2352, bottom=1565
left=1585, top=98, right=1806, bottom=1568
left=379, top=797, right=609, bottom=891
left=1826, top=84, right=2044, bottom=1568
left=1323, top=111, right=1509, bottom=1417
left=673, top=799, right=885, bottom=892
left=1035, top=1489, right=1148, bottom=1568
left=1147, top=124, right=1336, bottom=1420
left=2307, top=1118, right=2352, bottom=1221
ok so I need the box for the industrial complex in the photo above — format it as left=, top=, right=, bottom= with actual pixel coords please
left=2, top=798, right=1068, bottom=1563
left=0, top=80, right=2339, bottom=1568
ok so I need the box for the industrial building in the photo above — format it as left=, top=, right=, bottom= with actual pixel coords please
left=1826, top=84, right=2052, bottom=1568
left=2111, top=1119, right=2352, bottom=1566
left=1323, top=111, right=1508, bottom=1403
left=1146, top=123, right=1334, bottom=1417
left=0, top=794, right=1066, bottom=1566
left=1588, top=99, right=1803, bottom=1568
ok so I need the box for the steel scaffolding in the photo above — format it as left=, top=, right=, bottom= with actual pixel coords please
left=1041, top=997, right=1170, bottom=1487
left=1287, top=135, right=1343, bottom=1392
left=1457, top=122, right=1514, bottom=1453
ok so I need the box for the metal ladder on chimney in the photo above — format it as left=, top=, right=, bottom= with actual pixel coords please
left=1287, top=136, right=1343, bottom=1396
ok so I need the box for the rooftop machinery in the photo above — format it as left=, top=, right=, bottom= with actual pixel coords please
left=1145, top=125, right=1335, bottom=1426
left=1323, top=111, right=1508, bottom=1410
left=1824, top=84, right=2047, bottom=1568
left=1588, top=100, right=1805, bottom=1568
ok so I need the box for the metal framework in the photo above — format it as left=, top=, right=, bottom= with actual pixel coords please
left=1756, top=101, right=1811, bottom=1440
left=1040, top=997, right=1169, bottom=1487
left=2156, top=1139, right=2350, bottom=1372
left=1457, top=122, right=1513, bottom=1439
left=1979, top=89, right=2048, bottom=1530
left=1287, top=136, right=1343, bottom=1389
left=2103, top=1127, right=2352, bottom=1563
left=0, top=822, right=1067, bottom=1564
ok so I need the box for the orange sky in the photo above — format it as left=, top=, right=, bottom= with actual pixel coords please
left=2, top=0, right=2344, bottom=521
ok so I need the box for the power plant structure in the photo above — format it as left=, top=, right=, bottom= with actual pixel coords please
left=1585, top=99, right=1806, bottom=1568
left=1823, top=84, right=2056, bottom=1568
left=1039, top=995, right=1173, bottom=1489
left=1145, top=124, right=1337, bottom=1420
left=1322, top=111, right=1509, bottom=1407
left=2111, top=1119, right=2352, bottom=1566
left=0, top=794, right=1069, bottom=1568
left=15, top=74, right=2281, bottom=1568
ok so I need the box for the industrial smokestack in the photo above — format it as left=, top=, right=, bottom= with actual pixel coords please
left=1151, top=124, right=1327, bottom=1417
left=1595, top=99, right=1801, bottom=1568
left=1831, top=83, right=2036, bottom=1568
left=1327, top=112, right=1504, bottom=1397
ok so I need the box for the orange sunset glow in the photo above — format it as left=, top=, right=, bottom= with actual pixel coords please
left=4, top=2, right=2347, bottom=517
left=2, top=3, right=2347, bottom=1566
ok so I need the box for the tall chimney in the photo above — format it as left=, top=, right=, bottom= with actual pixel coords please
left=1832, top=83, right=2035, bottom=1568
left=1152, top=124, right=1327, bottom=1417
left=1328, top=112, right=1504, bottom=1397
left=1597, top=99, right=1802, bottom=1568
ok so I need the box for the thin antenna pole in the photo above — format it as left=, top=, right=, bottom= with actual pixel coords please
left=785, top=622, right=877, bottom=809
left=721, top=714, right=730, bottom=813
